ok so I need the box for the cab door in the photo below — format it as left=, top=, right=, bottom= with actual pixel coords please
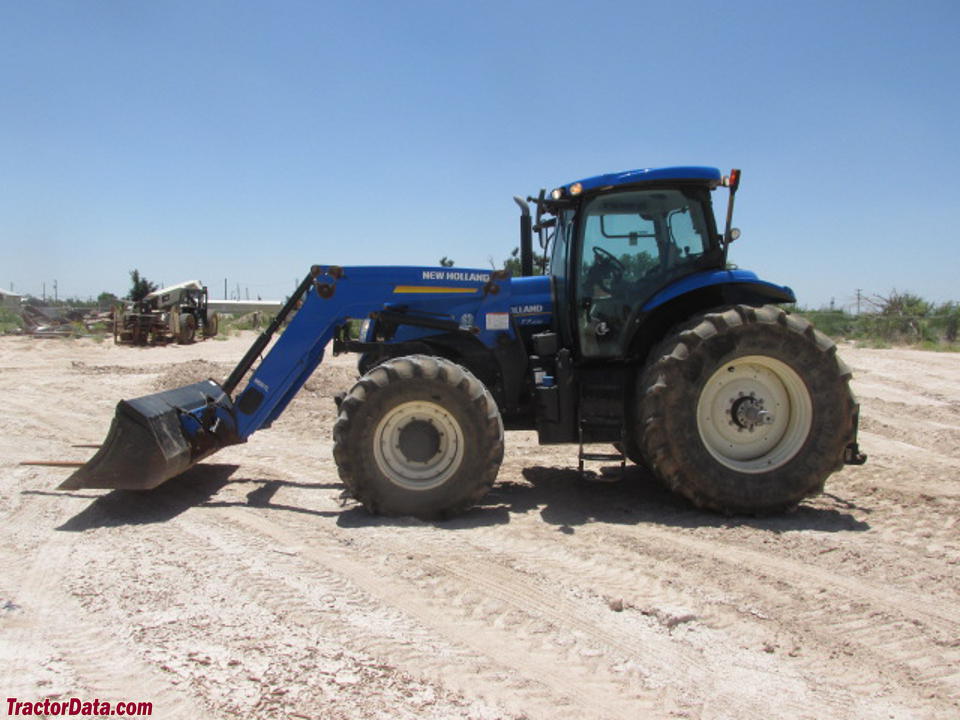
left=547, top=208, right=576, bottom=348
left=574, top=189, right=711, bottom=359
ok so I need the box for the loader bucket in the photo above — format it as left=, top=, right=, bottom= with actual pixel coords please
left=60, top=380, right=240, bottom=491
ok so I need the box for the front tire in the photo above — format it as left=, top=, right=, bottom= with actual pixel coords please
left=637, top=305, right=857, bottom=514
left=202, top=312, right=219, bottom=338
left=177, top=313, right=197, bottom=344
left=333, top=355, right=504, bottom=519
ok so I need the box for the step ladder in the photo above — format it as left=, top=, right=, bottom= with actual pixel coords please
left=577, top=416, right=626, bottom=480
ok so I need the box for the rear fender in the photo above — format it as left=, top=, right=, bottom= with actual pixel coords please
left=641, top=269, right=795, bottom=312
left=624, top=272, right=796, bottom=366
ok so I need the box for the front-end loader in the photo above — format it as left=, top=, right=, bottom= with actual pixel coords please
left=61, top=166, right=865, bottom=517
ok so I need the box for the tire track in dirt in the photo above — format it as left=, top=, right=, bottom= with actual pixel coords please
left=195, top=508, right=667, bottom=720
left=411, top=554, right=850, bottom=717
left=206, top=505, right=908, bottom=719
left=328, top=497, right=956, bottom=717
left=840, top=470, right=960, bottom=502
left=174, top=514, right=546, bottom=718
left=168, top=419, right=957, bottom=718
left=635, top=527, right=960, bottom=627
left=812, top=482, right=960, bottom=589
left=848, top=349, right=960, bottom=410
left=36, top=490, right=500, bottom=720
left=857, top=430, right=960, bottom=473
left=0, top=531, right=206, bottom=719
left=862, top=397, right=960, bottom=436
left=589, top=525, right=960, bottom=707
left=153, top=518, right=502, bottom=720
left=347, top=517, right=947, bottom=717
left=0, top=527, right=78, bottom=698
left=856, top=375, right=960, bottom=410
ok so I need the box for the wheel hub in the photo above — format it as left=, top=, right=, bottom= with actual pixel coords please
left=373, top=400, right=465, bottom=491
left=397, top=419, right=441, bottom=463
left=730, top=393, right=775, bottom=432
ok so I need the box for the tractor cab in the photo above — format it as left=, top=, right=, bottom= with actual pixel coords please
left=534, top=167, right=731, bottom=361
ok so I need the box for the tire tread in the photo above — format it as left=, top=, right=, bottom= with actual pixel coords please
left=334, top=355, right=504, bottom=519
left=636, top=304, right=858, bottom=514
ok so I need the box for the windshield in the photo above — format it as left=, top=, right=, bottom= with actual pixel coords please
left=581, top=189, right=710, bottom=283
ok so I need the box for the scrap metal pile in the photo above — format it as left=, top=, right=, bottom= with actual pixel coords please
left=17, top=305, right=111, bottom=338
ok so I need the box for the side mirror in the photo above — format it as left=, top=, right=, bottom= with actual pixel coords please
left=533, top=217, right=556, bottom=233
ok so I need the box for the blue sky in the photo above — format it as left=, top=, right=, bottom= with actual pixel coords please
left=1, top=0, right=957, bottom=309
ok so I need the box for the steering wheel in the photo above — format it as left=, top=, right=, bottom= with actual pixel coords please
left=591, top=246, right=625, bottom=293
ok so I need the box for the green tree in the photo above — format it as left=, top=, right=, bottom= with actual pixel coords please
left=439, top=256, right=455, bottom=267
left=97, top=291, right=119, bottom=310
left=875, top=290, right=931, bottom=318
left=128, top=270, right=157, bottom=302
left=865, top=290, right=933, bottom=342
left=502, top=248, right=521, bottom=276
left=502, top=247, right=548, bottom=277
left=935, top=301, right=959, bottom=342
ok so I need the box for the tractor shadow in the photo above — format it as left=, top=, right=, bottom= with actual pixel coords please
left=338, top=463, right=871, bottom=534
left=49, top=462, right=869, bottom=534
left=486, top=464, right=872, bottom=534
left=51, top=464, right=343, bottom=531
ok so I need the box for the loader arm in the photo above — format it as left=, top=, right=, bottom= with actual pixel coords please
left=60, top=265, right=513, bottom=491
left=232, top=265, right=515, bottom=438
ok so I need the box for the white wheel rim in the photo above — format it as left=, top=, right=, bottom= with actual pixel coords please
left=696, top=355, right=812, bottom=473
left=373, top=401, right=465, bottom=491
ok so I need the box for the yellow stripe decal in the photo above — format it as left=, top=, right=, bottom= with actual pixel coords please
left=392, top=285, right=479, bottom=294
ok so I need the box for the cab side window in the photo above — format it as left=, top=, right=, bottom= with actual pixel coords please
left=667, top=207, right=707, bottom=261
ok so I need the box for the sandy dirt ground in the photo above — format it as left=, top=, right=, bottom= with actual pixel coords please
left=1, top=332, right=958, bottom=719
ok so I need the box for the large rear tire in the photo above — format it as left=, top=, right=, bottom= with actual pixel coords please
left=637, top=305, right=857, bottom=514
left=613, top=441, right=645, bottom=466
left=333, top=355, right=504, bottom=519
left=202, top=312, right=219, bottom=338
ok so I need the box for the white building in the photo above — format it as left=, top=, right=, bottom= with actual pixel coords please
left=0, top=288, right=23, bottom=309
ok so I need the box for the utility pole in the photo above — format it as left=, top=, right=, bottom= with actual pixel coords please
left=53, top=279, right=58, bottom=303
left=224, top=278, right=227, bottom=300
left=42, top=281, right=46, bottom=302
left=855, top=288, right=862, bottom=315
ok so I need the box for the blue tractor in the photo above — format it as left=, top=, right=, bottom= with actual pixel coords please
left=62, top=166, right=865, bottom=517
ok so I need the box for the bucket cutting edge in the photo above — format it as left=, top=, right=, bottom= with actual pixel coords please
left=59, top=380, right=239, bottom=491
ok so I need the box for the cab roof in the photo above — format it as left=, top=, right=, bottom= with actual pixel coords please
left=562, top=166, right=721, bottom=195
left=144, top=280, right=204, bottom=300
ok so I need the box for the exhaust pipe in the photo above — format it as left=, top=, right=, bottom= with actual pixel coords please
left=513, top=196, right=533, bottom=276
